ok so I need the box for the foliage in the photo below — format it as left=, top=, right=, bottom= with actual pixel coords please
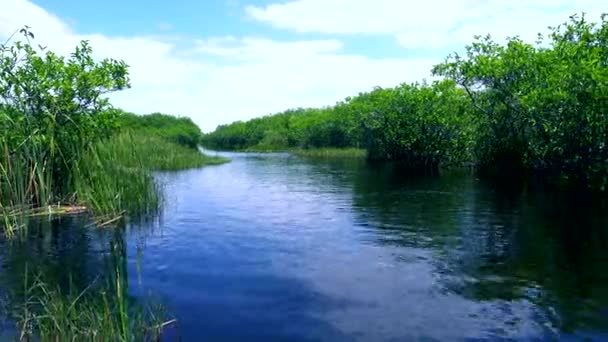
left=355, top=80, right=477, bottom=170
left=110, top=132, right=227, bottom=170
left=57, top=129, right=227, bottom=217
left=1, top=29, right=226, bottom=228
left=5, top=235, right=168, bottom=341
left=117, top=112, right=203, bottom=149
left=433, top=13, right=608, bottom=189
left=204, top=13, right=607, bottom=190
left=202, top=80, right=476, bottom=171
left=0, top=27, right=129, bottom=212
left=72, top=133, right=160, bottom=217
left=292, top=148, right=367, bottom=159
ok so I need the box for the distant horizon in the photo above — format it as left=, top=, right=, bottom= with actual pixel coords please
left=0, top=0, right=604, bottom=132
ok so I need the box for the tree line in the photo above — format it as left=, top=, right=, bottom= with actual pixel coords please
left=202, top=14, right=607, bottom=191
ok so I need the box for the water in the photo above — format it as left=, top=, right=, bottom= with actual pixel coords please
left=2, top=152, right=608, bottom=340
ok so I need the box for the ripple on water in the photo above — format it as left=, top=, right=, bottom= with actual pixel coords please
left=3, top=154, right=607, bottom=341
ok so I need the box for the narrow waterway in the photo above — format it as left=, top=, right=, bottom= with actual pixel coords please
left=2, top=151, right=608, bottom=340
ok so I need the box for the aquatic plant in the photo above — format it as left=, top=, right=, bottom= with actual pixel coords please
left=292, top=148, right=367, bottom=159
left=0, top=28, right=228, bottom=231
left=4, top=238, right=173, bottom=341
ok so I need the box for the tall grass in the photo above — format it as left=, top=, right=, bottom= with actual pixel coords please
left=0, top=142, right=53, bottom=210
left=1, top=34, right=229, bottom=231
left=72, top=131, right=227, bottom=216
left=1, top=124, right=59, bottom=237
left=2, top=128, right=229, bottom=230
left=13, top=273, right=166, bottom=341
left=5, top=240, right=171, bottom=341
left=292, top=148, right=367, bottom=159
left=72, top=133, right=160, bottom=217
left=107, top=132, right=228, bottom=171
left=1, top=31, right=204, bottom=341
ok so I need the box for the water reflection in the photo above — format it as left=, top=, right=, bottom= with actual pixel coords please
left=0, top=216, right=113, bottom=295
left=1, top=153, right=607, bottom=340
left=0, top=215, right=150, bottom=339
left=350, top=162, right=608, bottom=337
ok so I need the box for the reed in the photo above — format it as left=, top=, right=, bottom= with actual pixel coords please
left=292, top=148, right=367, bottom=159
left=71, top=133, right=161, bottom=217
left=1, top=31, right=228, bottom=232
left=106, top=132, right=229, bottom=171
left=7, top=249, right=171, bottom=341
left=72, top=131, right=227, bottom=216
left=1, top=128, right=229, bottom=231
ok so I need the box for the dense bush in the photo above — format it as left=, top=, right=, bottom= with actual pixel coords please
left=433, top=13, right=608, bottom=189
left=0, top=28, right=129, bottom=209
left=0, top=28, right=222, bottom=223
left=202, top=80, right=477, bottom=171
left=353, top=80, right=476, bottom=170
left=117, top=112, right=203, bottom=149
left=202, top=13, right=607, bottom=190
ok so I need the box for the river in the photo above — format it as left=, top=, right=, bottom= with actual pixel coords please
left=2, top=151, right=608, bottom=340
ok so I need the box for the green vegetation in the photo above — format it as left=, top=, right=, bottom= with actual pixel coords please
left=0, top=27, right=223, bottom=341
left=2, top=230, right=171, bottom=341
left=0, top=27, right=129, bottom=220
left=13, top=277, right=165, bottom=342
left=0, top=28, right=227, bottom=230
left=433, top=13, right=608, bottom=189
left=71, top=133, right=161, bottom=217
left=73, top=131, right=227, bottom=216
left=117, top=112, right=203, bottom=149
left=202, top=81, right=476, bottom=173
left=107, top=132, right=228, bottom=171
left=203, top=13, right=607, bottom=191
left=292, top=148, right=367, bottom=159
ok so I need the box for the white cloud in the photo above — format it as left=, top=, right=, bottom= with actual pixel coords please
left=247, top=0, right=605, bottom=47
left=3, top=0, right=602, bottom=133
left=196, top=36, right=343, bottom=60
left=0, top=0, right=435, bottom=132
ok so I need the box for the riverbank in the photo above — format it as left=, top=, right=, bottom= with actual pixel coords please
left=237, top=147, right=367, bottom=159
left=292, top=148, right=367, bottom=159
left=0, top=128, right=223, bottom=339
left=0, top=28, right=219, bottom=341
left=202, top=13, right=608, bottom=192
left=72, top=131, right=229, bottom=218
left=2, top=122, right=228, bottom=235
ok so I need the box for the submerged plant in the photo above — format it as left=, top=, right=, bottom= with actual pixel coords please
left=3, top=231, right=174, bottom=341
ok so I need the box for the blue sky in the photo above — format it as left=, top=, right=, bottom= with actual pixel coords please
left=31, top=0, right=415, bottom=58
left=33, top=0, right=274, bottom=36
left=0, top=0, right=604, bottom=132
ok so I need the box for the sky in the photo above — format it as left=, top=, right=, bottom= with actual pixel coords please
left=0, top=0, right=604, bottom=132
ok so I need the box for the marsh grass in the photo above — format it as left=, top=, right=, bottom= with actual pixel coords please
left=1, top=132, right=60, bottom=237
left=8, top=254, right=171, bottom=341
left=109, top=132, right=229, bottom=171
left=0, top=34, right=196, bottom=340
left=72, top=131, right=227, bottom=216
left=237, top=146, right=368, bottom=159
left=1, top=129, right=229, bottom=231
left=72, top=133, right=160, bottom=218
left=292, top=148, right=367, bottom=159
left=0, top=221, right=174, bottom=341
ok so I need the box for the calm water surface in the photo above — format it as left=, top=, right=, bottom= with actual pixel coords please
left=2, top=151, right=608, bottom=341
